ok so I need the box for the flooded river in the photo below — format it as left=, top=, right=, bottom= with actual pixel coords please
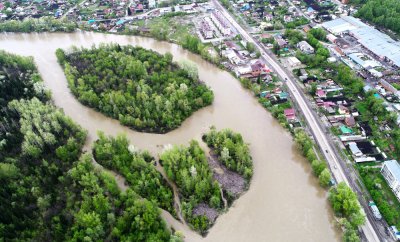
left=0, top=32, right=340, bottom=242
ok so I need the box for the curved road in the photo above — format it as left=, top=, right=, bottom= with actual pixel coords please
left=212, top=0, right=382, bottom=241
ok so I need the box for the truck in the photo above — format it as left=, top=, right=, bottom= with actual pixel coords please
left=368, top=201, right=382, bottom=220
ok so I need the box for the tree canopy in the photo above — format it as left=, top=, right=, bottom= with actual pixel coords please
left=354, top=0, right=400, bottom=35
left=93, top=132, right=175, bottom=214
left=160, top=141, right=222, bottom=232
left=329, top=182, right=365, bottom=228
left=0, top=50, right=179, bottom=241
left=203, top=127, right=253, bottom=180
left=57, top=44, right=214, bottom=133
left=0, top=17, right=76, bottom=33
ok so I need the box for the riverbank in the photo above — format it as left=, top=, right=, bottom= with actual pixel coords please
left=0, top=32, right=340, bottom=241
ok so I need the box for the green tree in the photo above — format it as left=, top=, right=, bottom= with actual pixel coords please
left=318, top=168, right=332, bottom=187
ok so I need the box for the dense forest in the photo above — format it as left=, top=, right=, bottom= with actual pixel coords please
left=93, top=132, right=175, bottom=215
left=57, top=44, right=214, bottom=133
left=203, top=127, right=253, bottom=180
left=0, top=51, right=181, bottom=241
left=353, top=0, right=400, bottom=35
left=160, top=141, right=222, bottom=233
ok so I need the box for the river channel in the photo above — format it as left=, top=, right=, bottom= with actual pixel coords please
left=0, top=31, right=340, bottom=242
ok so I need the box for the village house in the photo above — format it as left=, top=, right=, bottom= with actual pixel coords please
left=348, top=142, right=363, bottom=157
left=316, top=89, right=327, bottom=98
left=297, top=41, right=314, bottom=54
left=284, top=108, right=296, bottom=121
left=274, top=35, right=288, bottom=48
left=288, top=56, right=301, bottom=67
left=283, top=15, right=292, bottom=23
left=223, top=49, right=246, bottom=65
left=265, top=13, right=273, bottom=21
left=345, top=116, right=356, bottom=127
left=250, top=60, right=270, bottom=77
left=338, top=105, right=350, bottom=115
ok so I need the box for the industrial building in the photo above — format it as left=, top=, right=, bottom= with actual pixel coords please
left=322, top=16, right=400, bottom=68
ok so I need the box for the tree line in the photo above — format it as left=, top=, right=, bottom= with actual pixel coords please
left=0, top=50, right=182, bottom=241
left=57, top=44, right=214, bottom=133
left=0, top=17, right=77, bottom=33
left=329, top=182, right=366, bottom=242
left=203, top=127, right=253, bottom=181
left=293, top=130, right=364, bottom=242
left=293, top=129, right=332, bottom=187
left=353, top=0, right=400, bottom=35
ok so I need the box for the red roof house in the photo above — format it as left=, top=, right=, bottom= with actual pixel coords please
left=284, top=108, right=296, bottom=120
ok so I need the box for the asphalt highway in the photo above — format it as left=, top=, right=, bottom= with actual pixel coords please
left=212, top=1, right=382, bottom=241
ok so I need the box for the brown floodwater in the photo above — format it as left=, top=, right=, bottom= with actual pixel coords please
left=0, top=31, right=340, bottom=242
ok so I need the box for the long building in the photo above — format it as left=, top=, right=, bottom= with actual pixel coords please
left=211, top=10, right=231, bottom=36
left=322, top=16, right=400, bottom=68
left=381, top=160, right=400, bottom=201
left=200, top=17, right=213, bottom=39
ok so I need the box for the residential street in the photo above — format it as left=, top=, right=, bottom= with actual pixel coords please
left=212, top=0, right=385, bottom=241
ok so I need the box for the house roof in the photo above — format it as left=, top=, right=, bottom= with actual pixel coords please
left=323, top=101, right=335, bottom=107
left=340, top=125, right=353, bottom=134
left=349, top=142, right=362, bottom=156
left=339, top=105, right=349, bottom=111
left=345, top=116, right=356, bottom=126
left=279, top=92, right=288, bottom=99
left=316, top=89, right=326, bottom=96
left=284, top=108, right=295, bottom=117
left=383, top=160, right=400, bottom=181
left=251, top=61, right=264, bottom=72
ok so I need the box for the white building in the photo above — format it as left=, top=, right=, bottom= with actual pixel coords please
left=297, top=41, right=314, bottom=54
left=381, top=160, right=400, bottom=201
left=288, top=56, right=301, bottom=67
left=348, top=142, right=362, bottom=157
left=223, top=49, right=245, bottom=65
left=322, top=16, right=400, bottom=67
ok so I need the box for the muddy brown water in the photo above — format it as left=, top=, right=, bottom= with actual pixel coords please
left=0, top=31, right=340, bottom=242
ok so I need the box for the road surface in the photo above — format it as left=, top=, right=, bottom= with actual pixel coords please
left=212, top=0, right=382, bottom=241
